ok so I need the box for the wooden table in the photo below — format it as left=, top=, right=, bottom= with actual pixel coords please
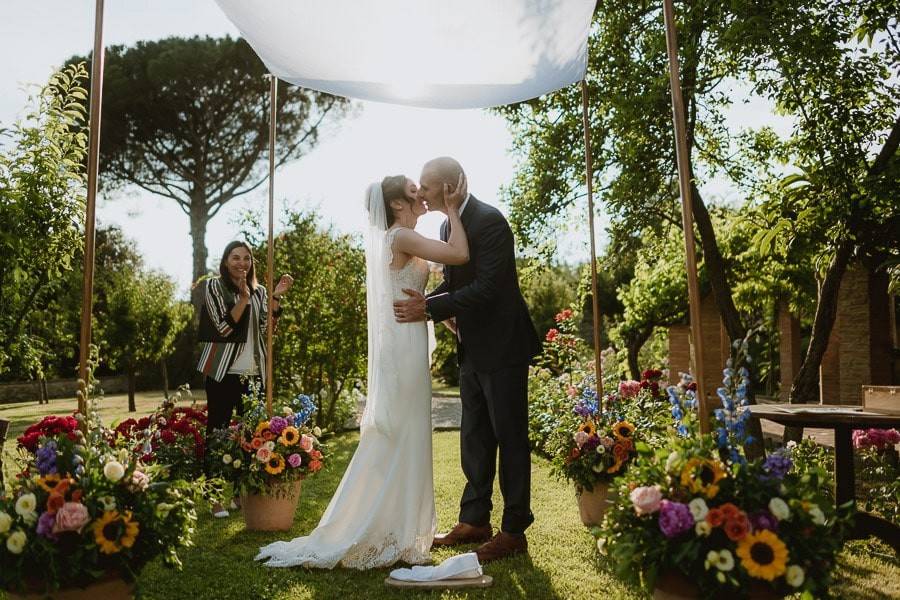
left=748, top=404, right=900, bottom=552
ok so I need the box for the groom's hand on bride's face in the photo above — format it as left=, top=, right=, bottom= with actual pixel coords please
left=393, top=289, right=427, bottom=322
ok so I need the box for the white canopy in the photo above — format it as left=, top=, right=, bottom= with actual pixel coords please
left=214, top=0, right=595, bottom=109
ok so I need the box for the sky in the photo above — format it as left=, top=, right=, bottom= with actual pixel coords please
left=0, top=1, right=792, bottom=298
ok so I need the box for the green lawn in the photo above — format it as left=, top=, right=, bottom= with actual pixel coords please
left=1, top=412, right=897, bottom=598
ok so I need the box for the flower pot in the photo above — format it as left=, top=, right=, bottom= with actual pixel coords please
left=241, top=480, right=302, bottom=531
left=653, top=570, right=785, bottom=600
left=576, top=482, right=610, bottom=526
left=8, top=576, right=134, bottom=600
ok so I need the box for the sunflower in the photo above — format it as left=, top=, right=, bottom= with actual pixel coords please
left=265, top=453, right=286, bottom=475
left=736, top=530, right=789, bottom=581
left=254, top=421, right=271, bottom=436
left=36, top=473, right=62, bottom=493
left=680, top=458, right=727, bottom=499
left=612, top=421, right=635, bottom=440
left=279, top=426, right=300, bottom=446
left=577, top=420, right=596, bottom=437
left=93, top=510, right=140, bottom=555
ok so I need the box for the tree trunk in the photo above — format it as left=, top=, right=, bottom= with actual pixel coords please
left=38, top=374, right=48, bottom=405
left=783, top=238, right=854, bottom=442
left=626, top=329, right=652, bottom=381
left=128, top=368, right=137, bottom=412
left=189, top=203, right=210, bottom=315
left=161, top=358, right=169, bottom=399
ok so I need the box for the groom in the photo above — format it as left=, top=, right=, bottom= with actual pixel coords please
left=394, top=157, right=541, bottom=563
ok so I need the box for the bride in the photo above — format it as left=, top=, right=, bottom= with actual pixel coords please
left=256, top=173, right=469, bottom=569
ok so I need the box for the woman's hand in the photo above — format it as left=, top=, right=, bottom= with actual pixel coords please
left=443, top=172, right=468, bottom=212
left=237, top=276, right=251, bottom=300
left=274, top=274, right=294, bottom=297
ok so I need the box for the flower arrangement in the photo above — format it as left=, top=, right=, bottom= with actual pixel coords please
left=113, top=386, right=208, bottom=481
left=0, top=356, right=199, bottom=595
left=599, top=338, right=852, bottom=599
left=207, top=382, right=326, bottom=497
left=852, top=428, right=900, bottom=451
left=16, top=415, right=79, bottom=454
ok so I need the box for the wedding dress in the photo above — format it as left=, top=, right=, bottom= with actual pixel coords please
left=255, top=185, right=436, bottom=569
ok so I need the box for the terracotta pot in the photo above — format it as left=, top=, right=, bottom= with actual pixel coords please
left=576, top=482, right=610, bottom=526
left=7, top=577, right=134, bottom=600
left=653, top=570, right=785, bottom=600
left=242, top=480, right=302, bottom=531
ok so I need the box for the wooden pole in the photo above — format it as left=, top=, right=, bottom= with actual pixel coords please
left=662, top=0, right=709, bottom=432
left=78, top=0, right=105, bottom=425
left=265, top=75, right=277, bottom=417
left=580, top=80, right=604, bottom=402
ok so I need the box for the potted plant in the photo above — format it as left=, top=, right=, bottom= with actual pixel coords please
left=1, top=362, right=199, bottom=599
left=598, top=340, right=853, bottom=599
left=208, top=382, right=325, bottom=531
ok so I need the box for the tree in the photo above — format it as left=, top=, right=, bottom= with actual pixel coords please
left=99, top=270, right=191, bottom=411
left=246, top=210, right=367, bottom=432
left=0, top=63, right=88, bottom=381
left=69, top=36, right=351, bottom=308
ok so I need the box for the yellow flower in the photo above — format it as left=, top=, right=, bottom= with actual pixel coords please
left=577, top=420, right=596, bottom=436
left=612, top=421, right=635, bottom=440
left=279, top=426, right=300, bottom=446
left=254, top=421, right=272, bottom=437
left=93, top=510, right=140, bottom=555
left=680, top=458, right=727, bottom=499
left=265, top=453, right=286, bottom=475
left=736, top=530, right=789, bottom=581
left=36, top=474, right=62, bottom=493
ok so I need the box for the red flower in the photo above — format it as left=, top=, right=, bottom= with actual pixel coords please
left=309, top=460, right=323, bottom=472
left=724, top=513, right=750, bottom=541
left=545, top=328, right=559, bottom=342
left=554, top=309, right=573, bottom=323
left=706, top=508, right=725, bottom=528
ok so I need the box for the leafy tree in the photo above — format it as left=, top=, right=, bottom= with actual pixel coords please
left=247, top=210, right=367, bottom=432
left=520, top=261, right=581, bottom=338
left=68, top=36, right=351, bottom=308
left=99, top=269, right=191, bottom=411
left=0, top=63, right=88, bottom=381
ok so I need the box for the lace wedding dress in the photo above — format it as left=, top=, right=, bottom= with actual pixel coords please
left=256, top=223, right=436, bottom=569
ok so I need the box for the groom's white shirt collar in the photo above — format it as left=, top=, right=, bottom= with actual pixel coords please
left=459, top=194, right=471, bottom=216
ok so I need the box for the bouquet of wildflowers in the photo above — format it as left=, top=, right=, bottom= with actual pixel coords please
left=599, top=338, right=852, bottom=599
left=207, top=382, right=326, bottom=497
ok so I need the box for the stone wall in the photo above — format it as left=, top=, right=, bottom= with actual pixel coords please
left=0, top=375, right=131, bottom=404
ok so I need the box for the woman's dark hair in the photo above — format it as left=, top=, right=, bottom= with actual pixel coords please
left=381, top=175, right=411, bottom=227
left=219, top=241, right=258, bottom=293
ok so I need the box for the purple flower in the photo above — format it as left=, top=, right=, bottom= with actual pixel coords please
left=37, top=511, right=58, bottom=540
left=268, top=416, right=289, bottom=436
left=582, top=435, right=601, bottom=453
left=762, top=452, right=793, bottom=480
left=287, top=453, right=302, bottom=468
left=750, top=510, right=779, bottom=532
left=36, top=441, right=58, bottom=476
left=658, top=500, right=694, bottom=539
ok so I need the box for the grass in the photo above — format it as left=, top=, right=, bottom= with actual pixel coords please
left=1, top=404, right=898, bottom=598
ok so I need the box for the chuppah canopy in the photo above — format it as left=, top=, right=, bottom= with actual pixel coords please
left=213, top=0, right=596, bottom=109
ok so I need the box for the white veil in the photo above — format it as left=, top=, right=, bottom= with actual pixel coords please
left=361, top=182, right=398, bottom=436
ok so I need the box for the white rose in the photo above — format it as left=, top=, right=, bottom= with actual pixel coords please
left=0, top=511, right=12, bottom=534
left=232, top=459, right=242, bottom=469
left=769, top=497, right=790, bottom=521
left=313, top=427, right=322, bottom=437
left=282, top=406, right=293, bottom=416
left=665, top=451, right=681, bottom=473
left=6, top=530, right=27, bottom=555
left=786, top=440, right=797, bottom=450
left=688, top=497, right=709, bottom=521
left=808, top=506, right=826, bottom=525
left=104, top=460, right=125, bottom=482
left=264, top=441, right=275, bottom=451
left=717, top=550, right=735, bottom=572
left=785, top=565, right=805, bottom=588
left=695, top=520, right=711, bottom=537
left=14, top=493, right=37, bottom=523
left=222, top=454, right=233, bottom=465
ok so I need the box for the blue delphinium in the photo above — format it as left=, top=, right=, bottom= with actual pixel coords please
left=573, top=385, right=599, bottom=418
left=35, top=440, right=58, bottom=475
left=714, top=340, right=756, bottom=463
left=666, top=373, right=697, bottom=437
left=292, top=393, right=317, bottom=427
left=761, top=450, right=793, bottom=480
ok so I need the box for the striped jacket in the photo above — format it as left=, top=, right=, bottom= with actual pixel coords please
left=196, top=277, right=275, bottom=383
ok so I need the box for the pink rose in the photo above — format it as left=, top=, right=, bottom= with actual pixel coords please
left=574, top=431, right=589, bottom=448
left=256, top=447, right=272, bottom=463
left=299, top=434, right=314, bottom=453
left=618, top=380, right=642, bottom=399
left=129, top=470, right=150, bottom=492
left=287, top=453, right=302, bottom=468
left=630, top=485, right=663, bottom=516
left=53, top=502, right=90, bottom=534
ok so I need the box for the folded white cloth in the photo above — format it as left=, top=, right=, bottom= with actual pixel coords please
left=389, top=552, right=483, bottom=582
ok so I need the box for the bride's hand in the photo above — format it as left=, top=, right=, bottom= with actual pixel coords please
left=443, top=173, right=468, bottom=212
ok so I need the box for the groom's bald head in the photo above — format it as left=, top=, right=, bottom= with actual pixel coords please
left=419, top=157, right=466, bottom=213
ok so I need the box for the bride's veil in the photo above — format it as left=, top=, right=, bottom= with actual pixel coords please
left=361, top=182, right=398, bottom=436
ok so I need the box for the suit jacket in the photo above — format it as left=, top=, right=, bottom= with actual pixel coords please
left=426, top=195, right=540, bottom=372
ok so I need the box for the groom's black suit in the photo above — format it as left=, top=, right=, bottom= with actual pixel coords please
left=427, top=195, right=540, bottom=535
